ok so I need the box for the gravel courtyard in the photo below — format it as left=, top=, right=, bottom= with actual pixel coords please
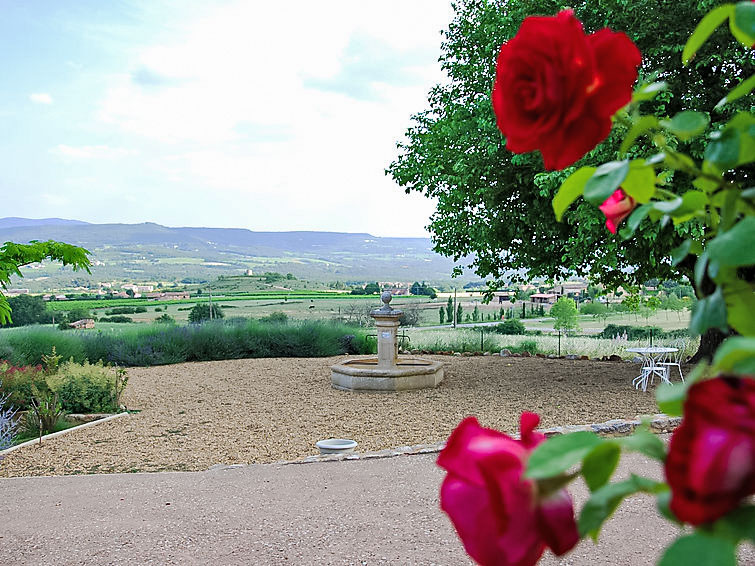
left=0, top=355, right=662, bottom=477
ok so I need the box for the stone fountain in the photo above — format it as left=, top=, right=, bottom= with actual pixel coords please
left=330, top=291, right=444, bottom=391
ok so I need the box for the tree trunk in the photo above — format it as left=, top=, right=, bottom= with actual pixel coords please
left=689, top=327, right=729, bottom=364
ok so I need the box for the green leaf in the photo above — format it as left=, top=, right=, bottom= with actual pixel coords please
left=713, top=505, right=755, bottom=545
left=645, top=153, right=666, bottom=166
left=584, top=161, right=630, bottom=205
left=690, top=287, right=729, bottom=336
left=713, top=336, right=755, bottom=373
left=706, top=113, right=755, bottom=171
left=620, top=116, right=660, bottom=153
left=715, top=74, right=755, bottom=109
left=617, top=428, right=666, bottom=461
left=656, top=489, right=681, bottom=525
left=670, top=191, right=708, bottom=220
left=694, top=251, right=709, bottom=288
left=683, top=4, right=734, bottom=64
left=621, top=162, right=656, bottom=203
left=671, top=240, right=692, bottom=266
left=553, top=167, right=596, bottom=221
left=581, top=442, right=621, bottom=492
left=579, top=475, right=663, bottom=539
left=656, top=379, right=693, bottom=417
left=723, top=279, right=755, bottom=337
left=632, top=81, right=668, bottom=102
left=660, top=111, right=710, bottom=141
left=653, top=197, right=684, bottom=214
left=619, top=204, right=652, bottom=240
left=526, top=431, right=603, bottom=480
left=730, top=1, right=755, bottom=48
left=707, top=217, right=755, bottom=266
left=659, top=533, right=736, bottom=566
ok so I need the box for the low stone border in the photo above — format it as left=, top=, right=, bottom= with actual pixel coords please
left=0, top=411, right=130, bottom=457
left=281, top=413, right=681, bottom=466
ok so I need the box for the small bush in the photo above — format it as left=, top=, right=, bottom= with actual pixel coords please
left=259, top=312, right=288, bottom=324
left=508, top=340, right=539, bottom=354
left=105, top=306, right=147, bottom=315
left=0, top=361, right=47, bottom=409
left=47, top=360, right=124, bottom=413
left=99, top=315, right=133, bottom=323
left=495, top=319, right=526, bottom=335
left=599, top=324, right=678, bottom=340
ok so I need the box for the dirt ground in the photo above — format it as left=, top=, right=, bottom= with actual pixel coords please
left=0, top=355, right=664, bottom=477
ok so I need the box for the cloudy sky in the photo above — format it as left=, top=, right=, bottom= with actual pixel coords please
left=1, top=0, right=455, bottom=237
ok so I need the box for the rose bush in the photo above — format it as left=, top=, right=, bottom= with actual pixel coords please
left=491, top=10, right=641, bottom=170
left=666, top=376, right=755, bottom=525
left=437, top=414, right=579, bottom=566
left=439, top=2, right=755, bottom=564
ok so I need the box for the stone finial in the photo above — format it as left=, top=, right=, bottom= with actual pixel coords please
left=372, top=290, right=401, bottom=316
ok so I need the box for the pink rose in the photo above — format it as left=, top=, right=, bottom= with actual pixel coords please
left=598, top=188, right=636, bottom=233
left=437, top=414, right=579, bottom=566
left=666, top=376, right=755, bottom=525
left=492, top=10, right=641, bottom=170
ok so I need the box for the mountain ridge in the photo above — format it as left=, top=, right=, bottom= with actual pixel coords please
left=1, top=218, right=468, bottom=289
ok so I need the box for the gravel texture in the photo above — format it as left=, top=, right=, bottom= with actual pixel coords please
left=0, top=355, right=663, bottom=477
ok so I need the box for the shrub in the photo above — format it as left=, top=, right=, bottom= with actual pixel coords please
left=47, top=360, right=124, bottom=413
left=508, top=340, right=539, bottom=354
left=155, top=313, right=175, bottom=324
left=259, top=312, right=288, bottom=324
left=599, top=324, right=670, bottom=340
left=0, top=320, right=372, bottom=367
left=495, top=319, right=526, bottom=335
left=188, top=303, right=224, bottom=323
left=0, top=382, right=19, bottom=449
left=99, top=315, right=133, bottom=323
left=105, top=306, right=147, bottom=315
left=0, top=361, right=47, bottom=409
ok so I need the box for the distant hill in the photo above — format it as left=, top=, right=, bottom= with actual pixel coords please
left=0, top=218, right=473, bottom=290
left=0, top=217, right=90, bottom=229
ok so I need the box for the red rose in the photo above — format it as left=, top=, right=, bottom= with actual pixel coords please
left=437, top=414, right=579, bottom=566
left=666, top=376, right=755, bottom=525
left=491, top=10, right=641, bottom=170
left=598, top=188, right=636, bottom=233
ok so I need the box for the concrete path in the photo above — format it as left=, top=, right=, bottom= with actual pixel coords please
left=1, top=452, right=753, bottom=565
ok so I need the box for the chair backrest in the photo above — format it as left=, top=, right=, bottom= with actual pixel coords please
left=671, top=338, right=688, bottom=363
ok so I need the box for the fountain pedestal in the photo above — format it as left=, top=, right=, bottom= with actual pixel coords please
left=330, top=292, right=444, bottom=392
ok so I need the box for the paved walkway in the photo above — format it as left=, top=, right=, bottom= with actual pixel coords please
left=1, top=452, right=753, bottom=565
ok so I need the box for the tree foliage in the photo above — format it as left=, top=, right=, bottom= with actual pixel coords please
left=0, top=240, right=90, bottom=324
left=188, top=303, right=225, bottom=323
left=550, top=297, right=579, bottom=332
left=387, top=0, right=753, bottom=289
left=6, top=295, right=48, bottom=326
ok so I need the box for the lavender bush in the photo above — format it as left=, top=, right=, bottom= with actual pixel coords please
left=0, top=384, right=19, bottom=450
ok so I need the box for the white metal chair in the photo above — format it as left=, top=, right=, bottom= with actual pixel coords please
left=658, top=339, right=687, bottom=383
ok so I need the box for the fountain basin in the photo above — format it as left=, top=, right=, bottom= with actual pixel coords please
left=331, top=356, right=444, bottom=391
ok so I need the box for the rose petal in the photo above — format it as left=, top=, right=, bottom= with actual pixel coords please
left=440, top=476, right=504, bottom=566
left=437, top=416, right=525, bottom=486
left=536, top=489, right=580, bottom=556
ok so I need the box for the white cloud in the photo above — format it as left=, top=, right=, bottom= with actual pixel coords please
left=30, top=93, right=53, bottom=104
left=52, top=144, right=137, bottom=159
left=89, top=0, right=454, bottom=236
